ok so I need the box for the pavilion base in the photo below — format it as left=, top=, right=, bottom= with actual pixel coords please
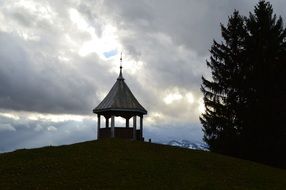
left=98, top=127, right=143, bottom=141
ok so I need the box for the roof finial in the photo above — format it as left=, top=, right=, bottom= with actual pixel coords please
left=118, top=51, right=124, bottom=80
left=120, top=51, right=123, bottom=68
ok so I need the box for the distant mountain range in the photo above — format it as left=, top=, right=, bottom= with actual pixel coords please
left=167, top=140, right=209, bottom=151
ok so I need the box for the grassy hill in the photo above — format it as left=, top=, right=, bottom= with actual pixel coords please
left=0, top=139, right=285, bottom=190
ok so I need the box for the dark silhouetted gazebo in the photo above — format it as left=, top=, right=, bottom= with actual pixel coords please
left=93, top=57, right=147, bottom=141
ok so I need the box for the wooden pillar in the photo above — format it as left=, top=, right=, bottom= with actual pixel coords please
left=140, top=116, right=143, bottom=141
left=133, top=116, right=137, bottom=140
left=97, top=114, right=101, bottom=139
left=111, top=116, right=115, bottom=138
left=126, top=118, right=129, bottom=128
left=106, top=117, right=109, bottom=128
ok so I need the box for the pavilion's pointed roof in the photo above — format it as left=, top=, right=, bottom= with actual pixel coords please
left=93, top=65, right=147, bottom=115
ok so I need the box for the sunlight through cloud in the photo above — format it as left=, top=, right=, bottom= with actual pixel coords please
left=163, top=90, right=183, bottom=105
left=186, top=92, right=195, bottom=104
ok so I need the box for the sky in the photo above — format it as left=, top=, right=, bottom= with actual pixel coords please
left=0, top=0, right=285, bottom=152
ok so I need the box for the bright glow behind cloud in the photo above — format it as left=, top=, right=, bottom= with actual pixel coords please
left=164, top=92, right=183, bottom=105
left=68, top=8, right=121, bottom=58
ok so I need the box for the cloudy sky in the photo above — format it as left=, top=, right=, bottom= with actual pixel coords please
left=0, top=0, right=285, bottom=152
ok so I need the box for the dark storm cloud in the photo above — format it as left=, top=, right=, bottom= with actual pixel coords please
left=100, top=0, right=254, bottom=56
left=0, top=32, right=106, bottom=114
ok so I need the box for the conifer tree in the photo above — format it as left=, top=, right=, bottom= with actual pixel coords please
left=242, top=0, right=286, bottom=166
left=200, top=11, right=247, bottom=155
left=201, top=0, right=286, bottom=168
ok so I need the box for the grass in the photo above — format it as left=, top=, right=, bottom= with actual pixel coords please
left=0, top=139, right=285, bottom=190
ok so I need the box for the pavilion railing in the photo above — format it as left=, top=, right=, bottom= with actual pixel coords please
left=99, top=127, right=141, bottom=140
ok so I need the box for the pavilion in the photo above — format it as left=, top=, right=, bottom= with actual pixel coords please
left=93, top=57, right=147, bottom=141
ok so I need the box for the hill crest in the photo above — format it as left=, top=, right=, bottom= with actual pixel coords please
left=0, top=139, right=285, bottom=189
